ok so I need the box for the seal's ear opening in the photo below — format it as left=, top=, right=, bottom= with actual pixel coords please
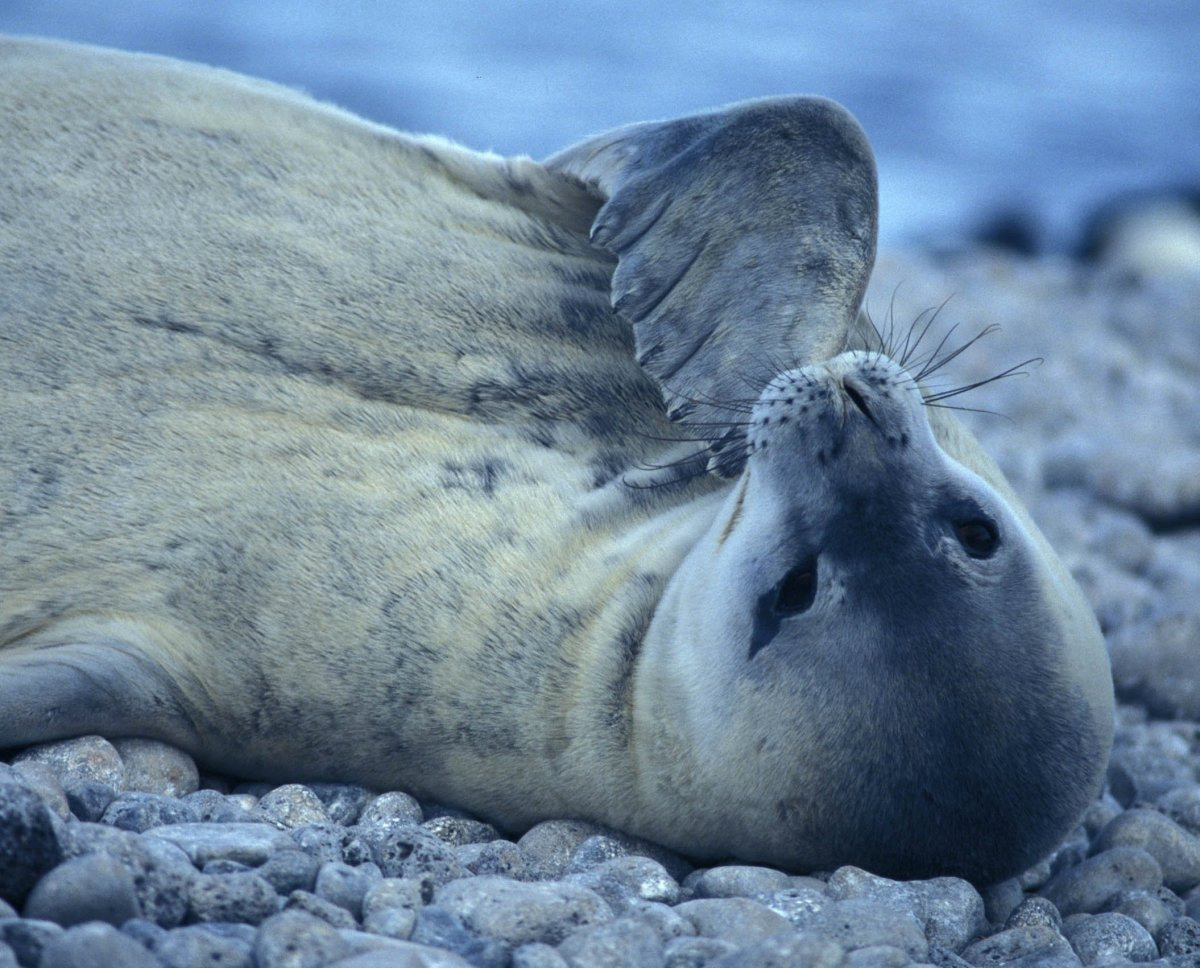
left=547, top=96, right=878, bottom=478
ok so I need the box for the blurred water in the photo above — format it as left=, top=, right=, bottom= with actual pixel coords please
left=3, top=0, right=1197, bottom=250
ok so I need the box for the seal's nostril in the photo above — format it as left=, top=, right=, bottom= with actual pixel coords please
left=843, top=380, right=871, bottom=419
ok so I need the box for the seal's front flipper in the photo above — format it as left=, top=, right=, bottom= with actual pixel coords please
left=546, top=97, right=878, bottom=476
left=0, top=628, right=201, bottom=753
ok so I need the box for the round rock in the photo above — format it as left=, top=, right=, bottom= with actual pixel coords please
left=1041, top=846, right=1163, bottom=915
left=111, top=738, right=200, bottom=796
left=22, top=851, right=139, bottom=927
left=39, top=921, right=160, bottom=968
left=155, top=924, right=253, bottom=968
left=0, top=782, right=63, bottom=906
left=960, top=924, right=1076, bottom=966
left=101, top=792, right=199, bottom=832
left=144, top=821, right=296, bottom=866
left=1092, top=807, right=1200, bottom=893
left=1062, top=911, right=1157, bottom=965
left=253, top=910, right=351, bottom=968
left=689, top=865, right=791, bottom=899
left=435, top=876, right=612, bottom=946
left=251, top=785, right=331, bottom=829
left=673, top=897, right=792, bottom=946
left=556, top=917, right=661, bottom=967
left=13, top=737, right=124, bottom=789
left=187, top=871, right=279, bottom=925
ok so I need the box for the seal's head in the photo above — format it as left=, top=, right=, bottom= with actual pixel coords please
left=636, top=350, right=1113, bottom=883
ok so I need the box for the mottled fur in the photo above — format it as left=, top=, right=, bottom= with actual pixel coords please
left=0, top=37, right=1112, bottom=882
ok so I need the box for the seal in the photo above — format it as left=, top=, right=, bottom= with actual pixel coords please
left=0, top=36, right=1113, bottom=883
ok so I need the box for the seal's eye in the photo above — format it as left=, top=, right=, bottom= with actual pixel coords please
left=750, top=558, right=818, bottom=659
left=774, top=561, right=817, bottom=616
left=955, top=519, right=999, bottom=558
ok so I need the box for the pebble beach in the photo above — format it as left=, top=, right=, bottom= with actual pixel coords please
left=1, top=243, right=1199, bottom=967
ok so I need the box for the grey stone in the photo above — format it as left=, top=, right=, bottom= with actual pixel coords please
left=1160, top=916, right=1200, bottom=956
left=9, top=762, right=69, bottom=821
left=1006, top=895, right=1063, bottom=931
left=308, top=783, right=373, bottom=826
left=364, top=905, right=417, bottom=939
left=315, top=860, right=382, bottom=920
left=662, top=935, right=739, bottom=967
left=517, top=820, right=602, bottom=879
left=709, top=931, right=846, bottom=967
left=13, top=737, right=124, bottom=789
left=690, top=865, right=791, bottom=899
left=1081, top=794, right=1125, bottom=839
left=565, top=855, right=680, bottom=913
left=826, top=865, right=986, bottom=952
left=181, top=789, right=252, bottom=823
left=410, top=904, right=509, bottom=967
left=328, top=944, right=473, bottom=967
left=0, top=918, right=64, bottom=967
left=1160, top=786, right=1200, bottom=836
left=362, top=877, right=426, bottom=919
left=121, top=917, right=168, bottom=951
left=1110, top=888, right=1178, bottom=938
left=623, top=899, right=696, bottom=942
left=844, top=945, right=913, bottom=967
left=203, top=857, right=251, bottom=874
left=566, top=832, right=691, bottom=881
left=1109, top=612, right=1200, bottom=720
left=359, top=824, right=467, bottom=886
left=556, top=917, right=662, bottom=967
left=63, top=780, right=117, bottom=823
left=22, top=850, right=139, bottom=927
left=111, top=738, right=200, bottom=796
left=0, top=782, right=63, bottom=906
left=101, top=791, right=199, bottom=832
left=435, top=875, right=612, bottom=946
left=114, top=835, right=198, bottom=928
left=155, top=924, right=253, bottom=968
left=37, top=921, right=160, bottom=968
left=144, top=821, right=295, bottom=865
left=187, top=871, right=280, bottom=925
left=421, top=815, right=499, bottom=846
left=1108, top=720, right=1200, bottom=803
left=252, top=784, right=331, bottom=829
left=291, top=823, right=350, bottom=866
left=255, top=849, right=321, bottom=895
left=456, top=839, right=530, bottom=879
left=1062, top=910, right=1157, bottom=964
left=254, top=909, right=352, bottom=968
left=359, top=792, right=424, bottom=829
left=285, top=889, right=358, bottom=929
left=1093, top=808, right=1200, bottom=893
left=960, top=924, right=1078, bottom=966
left=673, top=897, right=792, bottom=945
left=756, top=886, right=829, bottom=928
left=806, top=897, right=929, bottom=960
left=1041, top=846, right=1164, bottom=915
left=512, top=942, right=569, bottom=968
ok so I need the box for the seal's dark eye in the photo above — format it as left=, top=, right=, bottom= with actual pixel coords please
left=749, top=558, right=818, bottom=659
left=774, top=562, right=817, bottom=616
left=955, top=519, right=999, bottom=558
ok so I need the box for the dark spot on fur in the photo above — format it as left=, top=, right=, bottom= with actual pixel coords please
left=132, top=314, right=202, bottom=336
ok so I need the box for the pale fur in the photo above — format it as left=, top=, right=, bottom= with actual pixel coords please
left=0, top=37, right=1112, bottom=880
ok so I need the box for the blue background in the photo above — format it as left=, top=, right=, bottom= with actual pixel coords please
left=3, top=1, right=1197, bottom=250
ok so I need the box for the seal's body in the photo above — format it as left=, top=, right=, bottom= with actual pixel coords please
left=0, top=37, right=1112, bottom=883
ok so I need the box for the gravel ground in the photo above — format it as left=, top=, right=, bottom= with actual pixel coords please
left=1, top=244, right=1199, bottom=967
